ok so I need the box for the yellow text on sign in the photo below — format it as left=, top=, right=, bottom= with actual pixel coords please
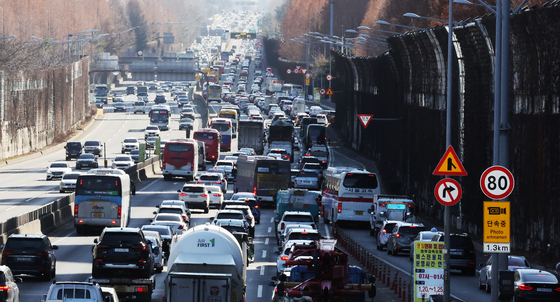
left=483, top=201, right=510, bottom=243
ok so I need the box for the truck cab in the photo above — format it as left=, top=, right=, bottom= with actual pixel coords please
left=369, top=196, right=415, bottom=235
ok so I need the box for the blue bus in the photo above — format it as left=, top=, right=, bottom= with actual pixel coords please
left=74, top=169, right=135, bottom=234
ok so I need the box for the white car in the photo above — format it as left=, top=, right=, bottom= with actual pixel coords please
left=316, top=114, right=328, bottom=124
left=157, top=200, right=191, bottom=220
left=213, top=160, right=235, bottom=181
left=177, top=184, right=210, bottom=213
left=46, top=162, right=72, bottom=180
left=276, top=211, right=317, bottom=243
left=205, top=185, right=224, bottom=208
left=197, top=173, right=227, bottom=193
left=121, top=137, right=139, bottom=153
left=142, top=231, right=165, bottom=273
left=112, top=155, right=134, bottom=170
left=268, top=107, right=282, bottom=118
left=309, top=106, right=323, bottom=117
left=151, top=213, right=188, bottom=235
left=223, top=155, right=239, bottom=166
left=59, top=172, right=81, bottom=193
left=145, top=125, right=160, bottom=139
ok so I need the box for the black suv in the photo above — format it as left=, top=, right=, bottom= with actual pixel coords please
left=386, top=222, right=426, bottom=256
left=1, top=234, right=58, bottom=280
left=65, top=141, right=82, bottom=160
left=431, top=232, right=476, bottom=275
left=92, top=227, right=154, bottom=278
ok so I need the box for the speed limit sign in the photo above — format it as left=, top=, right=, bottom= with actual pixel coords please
left=480, top=166, right=515, bottom=200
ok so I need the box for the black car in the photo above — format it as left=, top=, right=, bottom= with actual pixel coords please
left=513, top=269, right=560, bottom=302
left=154, top=95, right=166, bottom=104
left=65, top=141, right=82, bottom=160
left=92, top=227, right=154, bottom=278
left=126, top=86, right=135, bottom=95
left=114, top=102, right=126, bottom=112
left=431, top=232, right=476, bottom=275
left=1, top=234, right=58, bottom=280
left=179, top=118, right=194, bottom=131
left=75, top=153, right=99, bottom=169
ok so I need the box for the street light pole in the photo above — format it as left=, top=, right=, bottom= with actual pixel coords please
left=329, top=0, right=333, bottom=103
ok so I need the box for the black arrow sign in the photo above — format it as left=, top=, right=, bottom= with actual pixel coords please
left=443, top=186, right=455, bottom=198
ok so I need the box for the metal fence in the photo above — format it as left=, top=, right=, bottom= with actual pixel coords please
left=332, top=3, right=560, bottom=263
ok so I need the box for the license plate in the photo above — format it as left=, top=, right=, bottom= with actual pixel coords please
left=114, top=248, right=129, bottom=252
left=450, top=251, right=462, bottom=255
left=16, top=257, right=33, bottom=262
left=355, top=211, right=364, bottom=215
left=93, top=212, right=104, bottom=218
left=537, top=288, right=552, bottom=292
left=114, top=285, right=126, bottom=292
left=189, top=195, right=199, bottom=198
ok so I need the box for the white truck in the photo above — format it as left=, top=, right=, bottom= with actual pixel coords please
left=369, top=195, right=416, bottom=236
left=164, top=224, right=246, bottom=302
left=42, top=281, right=105, bottom=302
left=238, top=120, right=264, bottom=155
left=292, top=97, right=306, bottom=119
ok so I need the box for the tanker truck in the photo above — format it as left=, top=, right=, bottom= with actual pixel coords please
left=164, top=224, right=246, bottom=302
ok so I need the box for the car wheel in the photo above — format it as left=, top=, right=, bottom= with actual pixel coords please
left=376, top=241, right=382, bottom=251
left=392, top=248, right=398, bottom=256
left=387, top=244, right=392, bottom=255
left=478, top=277, right=485, bottom=290
left=163, top=175, right=171, bottom=181
left=43, top=268, right=52, bottom=281
left=46, top=177, right=50, bottom=181
left=369, top=228, right=375, bottom=236
left=204, top=207, right=209, bottom=214
left=485, top=279, right=491, bottom=293
left=59, top=190, right=64, bottom=193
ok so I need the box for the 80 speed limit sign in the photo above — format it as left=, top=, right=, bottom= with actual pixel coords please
left=480, top=166, right=515, bottom=200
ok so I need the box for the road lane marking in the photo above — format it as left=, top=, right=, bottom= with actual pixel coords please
left=262, top=250, right=267, bottom=258
left=331, top=149, right=366, bottom=169
left=267, top=227, right=272, bottom=233
left=25, top=198, right=33, bottom=202
left=139, top=178, right=161, bottom=191
left=325, top=225, right=331, bottom=239
left=270, top=217, right=274, bottom=223
left=5, top=206, right=16, bottom=211
left=265, top=238, right=269, bottom=245
left=260, top=266, right=265, bottom=276
left=257, top=285, right=263, bottom=298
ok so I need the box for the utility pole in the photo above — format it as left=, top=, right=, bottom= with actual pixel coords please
left=329, top=0, right=333, bottom=103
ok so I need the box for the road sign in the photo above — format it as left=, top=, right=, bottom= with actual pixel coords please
left=305, top=78, right=310, bottom=85
left=305, top=73, right=310, bottom=79
left=325, top=88, right=333, bottom=95
left=358, top=114, right=373, bottom=128
left=483, top=201, right=510, bottom=253
left=326, top=74, right=333, bottom=81
left=319, top=88, right=326, bottom=95
left=434, top=178, right=462, bottom=206
left=413, top=242, right=444, bottom=302
left=287, top=69, right=292, bottom=74
left=432, top=146, right=467, bottom=176
left=202, top=69, right=211, bottom=73
left=480, top=166, right=515, bottom=200
left=302, top=68, right=307, bottom=74
left=294, top=68, right=300, bottom=74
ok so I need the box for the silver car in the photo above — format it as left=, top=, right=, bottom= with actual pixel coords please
left=142, top=231, right=164, bottom=273
left=478, top=255, right=531, bottom=293
left=59, top=172, right=81, bottom=193
left=151, top=213, right=188, bottom=235
left=376, top=220, right=400, bottom=251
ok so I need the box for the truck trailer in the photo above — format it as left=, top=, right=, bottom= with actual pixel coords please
left=238, top=120, right=264, bottom=155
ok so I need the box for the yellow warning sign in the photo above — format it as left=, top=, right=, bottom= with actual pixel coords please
left=305, top=78, right=310, bottom=85
left=326, top=88, right=333, bottom=95
left=432, top=146, right=467, bottom=176
left=483, top=201, right=510, bottom=244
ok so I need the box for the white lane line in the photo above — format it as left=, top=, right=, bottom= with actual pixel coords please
left=260, top=266, right=265, bottom=276
left=139, top=178, right=161, bottom=191
left=25, top=198, right=33, bottom=202
left=270, top=217, right=274, bottom=223
left=257, top=285, right=263, bottom=298
left=267, top=227, right=272, bottom=233
left=5, top=206, right=16, bottom=211
left=325, top=225, right=331, bottom=239
left=331, top=149, right=366, bottom=169
left=262, top=250, right=267, bottom=258
left=265, top=238, right=269, bottom=245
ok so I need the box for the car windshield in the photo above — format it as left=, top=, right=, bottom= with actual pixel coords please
left=217, top=213, right=244, bottom=220
left=181, top=118, right=193, bottom=123
left=67, top=142, right=81, bottom=148
left=200, top=175, right=220, bottom=181
left=146, top=126, right=158, bottom=131
left=158, top=208, right=182, bottom=215
left=212, top=123, right=230, bottom=132
left=216, top=162, right=232, bottom=167
left=155, top=214, right=181, bottom=222
left=297, top=172, right=318, bottom=178
left=5, top=238, right=44, bottom=249
left=182, top=186, right=204, bottom=193
left=124, top=139, right=137, bottom=143
left=51, top=163, right=68, bottom=168
left=101, top=233, right=142, bottom=244
left=63, top=173, right=81, bottom=180
left=383, top=223, right=397, bottom=232
left=84, top=141, right=99, bottom=147
left=115, top=156, right=131, bottom=161
left=288, top=232, right=321, bottom=241
left=142, top=226, right=171, bottom=236
left=79, top=154, right=94, bottom=159
left=283, top=215, right=313, bottom=222
left=130, top=150, right=139, bottom=155
left=522, top=272, right=558, bottom=283
left=509, top=257, right=529, bottom=267
left=221, top=226, right=247, bottom=234
left=397, top=227, right=426, bottom=236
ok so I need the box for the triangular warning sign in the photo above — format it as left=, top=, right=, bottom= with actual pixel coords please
left=433, top=146, right=468, bottom=176
left=326, top=88, right=333, bottom=95
left=358, top=114, right=373, bottom=128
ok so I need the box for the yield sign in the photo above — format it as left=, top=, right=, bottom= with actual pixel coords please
left=319, top=88, right=326, bottom=95
left=433, top=145, right=468, bottom=176
left=358, top=114, right=373, bottom=128
left=325, top=88, right=333, bottom=95
left=287, top=69, right=292, bottom=74
left=302, top=68, right=307, bottom=74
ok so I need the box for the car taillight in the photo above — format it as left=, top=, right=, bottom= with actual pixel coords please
left=306, top=153, right=310, bottom=156
left=396, top=234, right=401, bottom=238
left=0, top=285, right=9, bottom=292
left=178, top=225, right=184, bottom=229
left=117, top=206, right=122, bottom=219
left=281, top=256, right=288, bottom=261
left=322, top=160, right=326, bottom=163
left=253, top=186, right=257, bottom=194
left=211, top=155, right=216, bottom=159
left=74, top=205, right=78, bottom=217
left=2, top=250, right=12, bottom=255
left=36, top=250, right=48, bottom=256
left=214, top=193, right=222, bottom=196
left=280, top=222, right=285, bottom=230
left=162, top=162, right=166, bottom=168
left=555, top=287, right=560, bottom=292
left=338, top=203, right=342, bottom=213
left=518, top=284, right=533, bottom=291
left=255, top=205, right=259, bottom=209
left=215, top=181, right=221, bottom=184
left=198, top=181, right=203, bottom=183
left=136, top=286, right=148, bottom=293
left=382, top=229, right=387, bottom=233
left=180, top=193, right=187, bottom=197
left=182, top=215, right=187, bottom=220
left=201, top=194, right=208, bottom=198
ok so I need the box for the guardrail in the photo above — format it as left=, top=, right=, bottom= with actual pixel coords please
left=0, top=156, right=161, bottom=245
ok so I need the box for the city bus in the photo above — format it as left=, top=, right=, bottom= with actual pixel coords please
left=193, top=128, right=221, bottom=165
left=321, top=167, right=380, bottom=224
left=74, top=169, right=134, bottom=234
left=219, top=108, right=238, bottom=137
left=149, top=105, right=171, bottom=130
left=210, top=117, right=233, bottom=152
left=235, top=155, right=291, bottom=207
left=207, top=84, right=223, bottom=102
left=162, top=138, right=199, bottom=181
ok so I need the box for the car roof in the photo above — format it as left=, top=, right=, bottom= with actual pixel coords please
left=283, top=211, right=314, bottom=216
left=287, top=228, right=319, bottom=234
left=102, top=227, right=140, bottom=234
left=8, top=234, right=46, bottom=239
left=217, top=209, right=245, bottom=214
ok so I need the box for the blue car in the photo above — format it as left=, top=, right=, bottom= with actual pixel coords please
left=244, top=198, right=260, bottom=224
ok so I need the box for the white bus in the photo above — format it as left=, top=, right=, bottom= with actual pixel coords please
left=74, top=169, right=134, bottom=234
left=321, top=167, right=381, bottom=224
left=210, top=117, right=233, bottom=152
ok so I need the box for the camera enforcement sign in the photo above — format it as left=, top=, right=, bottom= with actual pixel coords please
left=483, top=201, right=510, bottom=253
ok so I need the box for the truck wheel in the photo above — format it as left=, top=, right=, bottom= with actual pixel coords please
left=369, top=228, right=375, bottom=236
left=204, top=206, right=209, bottom=214
left=137, top=292, right=152, bottom=302
left=163, top=175, right=171, bottom=181
left=92, top=265, right=102, bottom=278
left=42, top=268, right=52, bottom=281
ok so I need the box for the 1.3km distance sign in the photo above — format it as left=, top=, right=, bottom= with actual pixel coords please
left=480, top=166, right=515, bottom=200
